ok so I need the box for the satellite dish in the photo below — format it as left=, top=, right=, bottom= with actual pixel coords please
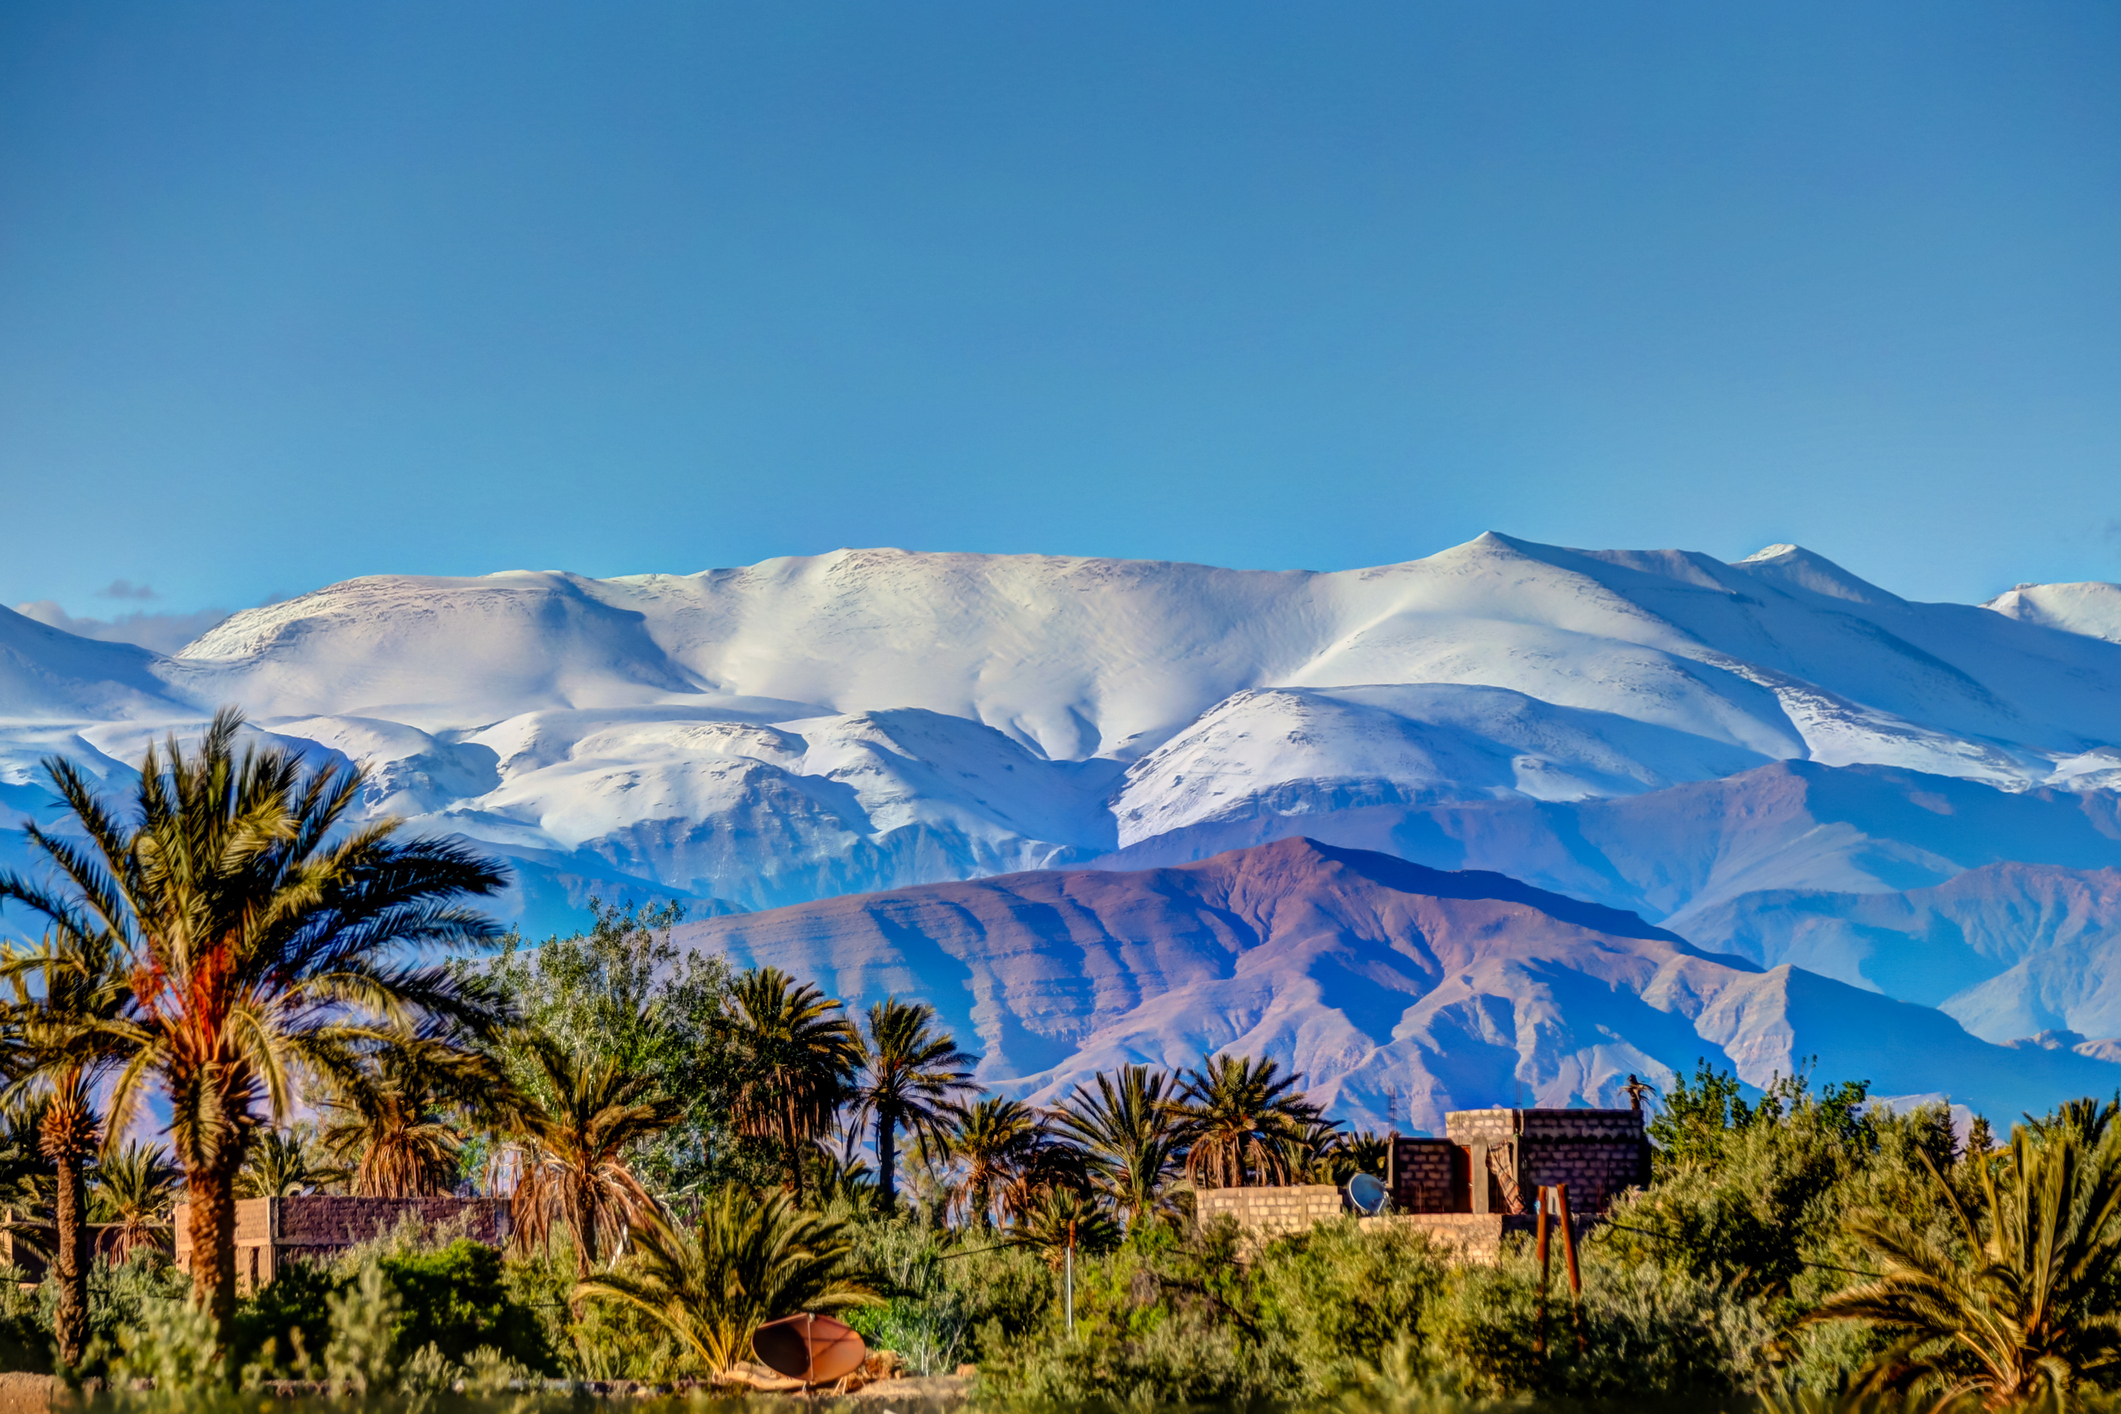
left=1347, top=1172, right=1388, bottom=1215
left=753, top=1313, right=868, bottom=1386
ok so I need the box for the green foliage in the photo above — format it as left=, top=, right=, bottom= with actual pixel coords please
left=108, top=1296, right=226, bottom=1391
left=322, top=1261, right=403, bottom=1393
left=230, top=1259, right=335, bottom=1377
left=1253, top=1217, right=1447, bottom=1395
left=379, top=1238, right=551, bottom=1372
left=1649, top=1057, right=1875, bottom=1168
left=228, top=1236, right=551, bottom=1390
left=483, top=897, right=740, bottom=1193
left=575, top=1185, right=873, bottom=1375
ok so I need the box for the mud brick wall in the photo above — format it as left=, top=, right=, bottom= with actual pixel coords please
left=1196, top=1185, right=1346, bottom=1243
left=176, top=1195, right=514, bottom=1289
left=1387, top=1137, right=1464, bottom=1213
left=1517, top=1138, right=1652, bottom=1214
left=270, top=1195, right=512, bottom=1248
left=1443, top=1108, right=1649, bottom=1215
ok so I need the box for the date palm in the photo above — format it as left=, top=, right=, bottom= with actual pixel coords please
left=502, top=1039, right=682, bottom=1289
left=0, top=707, right=515, bottom=1343
left=1805, top=1101, right=2121, bottom=1405
left=948, top=1096, right=1038, bottom=1229
left=235, top=1126, right=342, bottom=1198
left=92, top=1140, right=181, bottom=1262
left=0, top=927, right=133, bottom=1371
left=1171, top=1054, right=1322, bottom=1188
left=320, top=1038, right=500, bottom=1197
left=578, top=1187, right=871, bottom=1375
left=721, top=968, right=861, bottom=1205
left=1050, top=1065, right=1188, bottom=1228
left=852, top=999, right=976, bottom=1214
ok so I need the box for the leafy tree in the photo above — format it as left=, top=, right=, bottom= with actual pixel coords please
left=482, top=898, right=737, bottom=1191
left=502, top=1039, right=682, bottom=1286
left=1172, top=1054, right=1321, bottom=1188
left=378, top=1238, right=552, bottom=1371
left=851, top=998, right=976, bottom=1214
left=576, top=1187, right=870, bottom=1375
left=1649, top=1057, right=1873, bottom=1169
left=720, top=968, right=861, bottom=1205
left=1051, top=1065, right=1188, bottom=1229
left=0, top=708, right=514, bottom=1342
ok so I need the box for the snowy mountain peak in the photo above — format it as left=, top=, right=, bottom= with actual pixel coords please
left=1730, top=543, right=1903, bottom=606
left=1984, top=582, right=2121, bottom=646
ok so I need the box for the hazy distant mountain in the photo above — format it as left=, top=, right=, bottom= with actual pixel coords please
left=5, top=532, right=2121, bottom=1118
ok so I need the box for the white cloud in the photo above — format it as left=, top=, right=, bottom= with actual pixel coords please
left=13, top=600, right=231, bottom=655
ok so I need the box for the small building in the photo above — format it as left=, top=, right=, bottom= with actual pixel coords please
left=171, top=1195, right=513, bottom=1291
left=1388, top=1106, right=1651, bottom=1217
left=1197, top=1105, right=1651, bottom=1259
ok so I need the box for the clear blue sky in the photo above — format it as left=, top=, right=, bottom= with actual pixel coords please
left=4, top=1, right=2118, bottom=637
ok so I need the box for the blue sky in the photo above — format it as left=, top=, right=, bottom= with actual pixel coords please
left=4, top=1, right=2118, bottom=642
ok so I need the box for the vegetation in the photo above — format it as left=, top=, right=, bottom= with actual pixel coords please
left=10, top=712, right=2121, bottom=1411
left=0, top=708, right=514, bottom=1345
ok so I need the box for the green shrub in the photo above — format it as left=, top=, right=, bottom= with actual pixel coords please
left=379, top=1237, right=551, bottom=1372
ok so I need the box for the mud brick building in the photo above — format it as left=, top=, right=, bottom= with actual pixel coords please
left=1206, top=1104, right=1652, bottom=1256
left=171, top=1195, right=512, bottom=1291
left=1418, top=1106, right=1652, bottom=1216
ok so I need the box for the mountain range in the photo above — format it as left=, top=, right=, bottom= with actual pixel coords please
left=6, top=531, right=2121, bottom=1125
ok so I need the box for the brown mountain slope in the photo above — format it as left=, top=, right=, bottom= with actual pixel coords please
left=674, top=837, right=2120, bottom=1131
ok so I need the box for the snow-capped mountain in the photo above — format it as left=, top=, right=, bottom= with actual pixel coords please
left=7, top=531, right=2121, bottom=1121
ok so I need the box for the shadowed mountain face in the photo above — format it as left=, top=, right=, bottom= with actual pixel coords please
left=675, top=837, right=2118, bottom=1131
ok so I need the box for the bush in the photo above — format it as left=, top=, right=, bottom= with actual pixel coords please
left=379, top=1238, right=550, bottom=1371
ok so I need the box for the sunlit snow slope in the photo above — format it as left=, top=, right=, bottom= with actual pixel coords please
left=7, top=532, right=2121, bottom=1115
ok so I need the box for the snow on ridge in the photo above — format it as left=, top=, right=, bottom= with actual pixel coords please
left=1984, top=581, right=2121, bottom=646
left=6, top=532, right=2121, bottom=929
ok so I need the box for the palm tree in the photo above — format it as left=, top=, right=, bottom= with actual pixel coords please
left=851, top=999, right=976, bottom=1214
left=502, top=1039, right=682, bottom=1287
left=720, top=969, right=862, bottom=1205
left=235, top=1126, right=343, bottom=1198
left=578, top=1188, right=872, bottom=1375
left=319, top=1038, right=500, bottom=1197
left=1804, top=1101, right=2121, bottom=1404
left=1171, top=1054, right=1322, bottom=1188
left=0, top=926, right=133, bottom=1371
left=1050, top=1065, right=1188, bottom=1227
left=948, top=1096, right=1038, bottom=1228
left=91, top=1140, right=180, bottom=1261
left=0, top=708, right=516, bottom=1341
left=1275, top=1115, right=1351, bottom=1185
